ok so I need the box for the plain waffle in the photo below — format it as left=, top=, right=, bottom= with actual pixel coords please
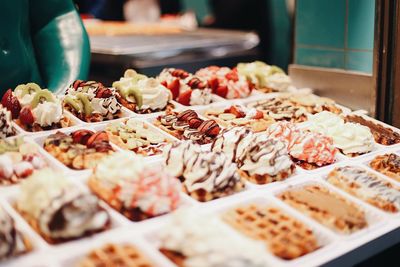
left=222, top=204, right=320, bottom=260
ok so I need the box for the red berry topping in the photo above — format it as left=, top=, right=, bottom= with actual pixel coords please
left=167, top=79, right=180, bottom=100
left=216, top=85, right=228, bottom=98
left=177, top=89, right=192, bottom=106
left=19, top=106, right=35, bottom=125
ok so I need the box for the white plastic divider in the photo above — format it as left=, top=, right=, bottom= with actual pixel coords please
left=63, top=106, right=134, bottom=127
left=12, top=110, right=83, bottom=138
left=118, top=100, right=182, bottom=120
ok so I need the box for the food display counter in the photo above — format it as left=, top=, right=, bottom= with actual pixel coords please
left=1, top=61, right=400, bottom=267
left=89, top=28, right=260, bottom=83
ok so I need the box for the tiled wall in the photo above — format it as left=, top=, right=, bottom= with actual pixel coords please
left=295, top=0, right=375, bottom=73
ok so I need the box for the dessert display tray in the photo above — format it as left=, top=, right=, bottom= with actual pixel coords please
left=2, top=91, right=400, bottom=267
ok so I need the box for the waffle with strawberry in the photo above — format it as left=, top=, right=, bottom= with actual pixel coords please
left=0, top=138, right=47, bottom=185
left=154, top=110, right=221, bottom=145
left=195, top=66, right=253, bottom=99
left=63, top=80, right=123, bottom=123
left=158, top=68, right=213, bottom=106
left=204, top=105, right=275, bottom=132
left=43, top=130, right=114, bottom=170
left=1, top=83, right=72, bottom=132
left=88, top=151, right=181, bottom=221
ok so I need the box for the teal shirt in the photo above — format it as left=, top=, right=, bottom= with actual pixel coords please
left=0, top=0, right=90, bottom=95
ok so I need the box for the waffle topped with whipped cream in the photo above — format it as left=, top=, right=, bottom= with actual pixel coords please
left=158, top=68, right=213, bottom=106
left=1, top=84, right=72, bottom=132
left=113, top=69, right=174, bottom=114
left=89, top=151, right=181, bottom=221
left=164, top=141, right=244, bottom=201
left=64, top=80, right=122, bottom=122
left=212, top=127, right=295, bottom=184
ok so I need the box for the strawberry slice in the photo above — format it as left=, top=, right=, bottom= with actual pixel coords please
left=216, top=85, right=228, bottom=98
left=178, top=90, right=192, bottom=106
left=19, top=106, right=34, bottom=125
left=160, top=81, right=168, bottom=88
left=1, top=89, right=13, bottom=109
left=252, top=110, right=264, bottom=119
left=208, top=77, right=219, bottom=93
left=225, top=69, right=239, bottom=81
left=167, top=79, right=180, bottom=100
left=228, top=105, right=245, bottom=118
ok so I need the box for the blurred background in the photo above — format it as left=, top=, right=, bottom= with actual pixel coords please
left=73, top=0, right=382, bottom=121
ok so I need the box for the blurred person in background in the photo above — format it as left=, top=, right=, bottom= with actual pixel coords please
left=74, top=0, right=181, bottom=21
left=0, top=0, right=90, bottom=94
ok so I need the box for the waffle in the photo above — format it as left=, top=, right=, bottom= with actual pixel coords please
left=106, top=120, right=170, bottom=157
left=16, top=116, right=72, bottom=132
left=153, top=119, right=182, bottom=140
left=345, top=115, right=400, bottom=145
left=16, top=206, right=110, bottom=244
left=159, top=249, right=185, bottom=267
left=154, top=110, right=221, bottom=145
left=279, top=185, right=368, bottom=234
left=204, top=107, right=275, bottom=133
left=246, top=98, right=308, bottom=123
left=370, top=154, right=400, bottom=182
left=79, top=243, right=153, bottom=267
left=88, top=176, right=151, bottom=222
left=327, top=167, right=400, bottom=213
left=182, top=178, right=245, bottom=202
left=222, top=204, right=319, bottom=260
left=238, top=166, right=295, bottom=185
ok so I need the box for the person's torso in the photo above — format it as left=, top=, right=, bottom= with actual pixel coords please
left=0, top=0, right=42, bottom=94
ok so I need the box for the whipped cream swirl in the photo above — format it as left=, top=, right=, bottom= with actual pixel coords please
left=211, top=127, right=254, bottom=163
left=240, top=138, right=294, bottom=176
left=32, top=101, right=63, bottom=127
left=164, top=141, right=242, bottom=194
left=302, top=111, right=375, bottom=155
left=94, top=151, right=181, bottom=216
